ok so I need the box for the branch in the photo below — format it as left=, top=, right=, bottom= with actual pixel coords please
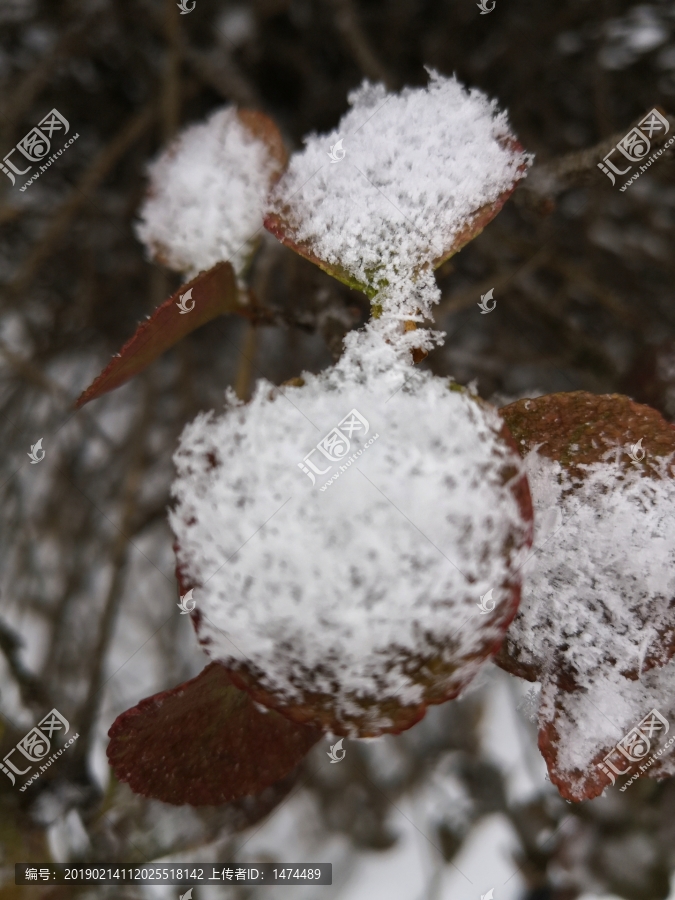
left=330, top=0, right=395, bottom=89
left=515, top=106, right=675, bottom=208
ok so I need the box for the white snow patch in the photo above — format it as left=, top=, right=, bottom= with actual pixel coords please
left=136, top=106, right=279, bottom=279
left=508, top=449, right=675, bottom=775
left=170, top=352, right=529, bottom=731
left=268, top=69, right=531, bottom=348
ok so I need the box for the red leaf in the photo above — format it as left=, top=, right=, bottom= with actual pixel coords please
left=496, top=391, right=675, bottom=800
left=184, top=388, right=533, bottom=739
left=107, top=662, right=320, bottom=806
left=264, top=139, right=527, bottom=298
left=75, top=261, right=238, bottom=408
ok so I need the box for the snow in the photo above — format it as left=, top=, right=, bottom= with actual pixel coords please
left=506, top=448, right=675, bottom=780
left=165, top=71, right=534, bottom=733
left=135, top=107, right=279, bottom=279
left=169, top=350, right=530, bottom=733
left=268, top=69, right=531, bottom=350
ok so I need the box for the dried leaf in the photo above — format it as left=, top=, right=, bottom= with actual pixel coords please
left=107, top=662, right=320, bottom=806
left=76, top=261, right=238, bottom=408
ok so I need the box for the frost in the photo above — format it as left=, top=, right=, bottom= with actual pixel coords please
left=506, top=449, right=675, bottom=783
left=267, top=70, right=531, bottom=351
left=169, top=350, right=530, bottom=733
left=136, top=107, right=280, bottom=279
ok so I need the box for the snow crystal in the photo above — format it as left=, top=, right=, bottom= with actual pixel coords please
left=136, top=107, right=279, bottom=279
left=268, top=70, right=531, bottom=342
left=170, top=351, right=530, bottom=732
left=507, top=449, right=675, bottom=777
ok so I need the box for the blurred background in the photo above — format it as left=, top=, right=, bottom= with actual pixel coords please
left=2, top=0, right=675, bottom=898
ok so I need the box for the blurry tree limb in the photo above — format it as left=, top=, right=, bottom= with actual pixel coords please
left=515, top=107, right=675, bottom=208
left=0, top=619, right=52, bottom=710
left=181, top=44, right=263, bottom=108
left=3, top=103, right=156, bottom=299
left=435, top=246, right=551, bottom=319
left=0, top=10, right=103, bottom=141
left=330, top=0, right=396, bottom=89
left=70, top=384, right=154, bottom=769
left=144, top=0, right=263, bottom=108
left=162, top=0, right=182, bottom=141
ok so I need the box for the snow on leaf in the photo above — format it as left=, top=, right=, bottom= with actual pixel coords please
left=136, top=107, right=288, bottom=279
left=75, top=261, right=238, bottom=408
left=107, top=662, right=320, bottom=806
left=496, top=391, right=675, bottom=800
left=170, top=362, right=532, bottom=737
left=265, top=71, right=531, bottom=323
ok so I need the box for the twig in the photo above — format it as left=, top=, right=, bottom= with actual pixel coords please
left=4, top=102, right=156, bottom=298
left=162, top=0, right=182, bottom=140
left=70, top=384, right=153, bottom=768
left=330, top=0, right=395, bottom=89
left=0, top=618, right=51, bottom=710
left=516, top=107, right=675, bottom=205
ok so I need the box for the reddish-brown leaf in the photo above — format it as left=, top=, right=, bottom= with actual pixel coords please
left=496, top=391, right=675, bottom=801
left=107, top=662, right=321, bottom=806
left=182, top=388, right=533, bottom=739
left=75, top=262, right=239, bottom=408
left=264, top=139, right=527, bottom=298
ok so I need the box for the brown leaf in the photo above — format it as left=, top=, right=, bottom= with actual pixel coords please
left=496, top=391, right=675, bottom=801
left=186, top=388, right=533, bottom=738
left=75, top=262, right=238, bottom=408
left=107, top=662, right=320, bottom=806
left=264, top=139, right=528, bottom=298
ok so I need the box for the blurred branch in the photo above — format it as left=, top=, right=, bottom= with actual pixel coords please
left=0, top=618, right=51, bottom=710
left=0, top=10, right=103, bottom=142
left=3, top=102, right=157, bottom=299
left=71, top=384, right=155, bottom=769
left=516, top=107, right=675, bottom=208
left=330, top=0, right=396, bottom=89
left=162, top=0, right=182, bottom=140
